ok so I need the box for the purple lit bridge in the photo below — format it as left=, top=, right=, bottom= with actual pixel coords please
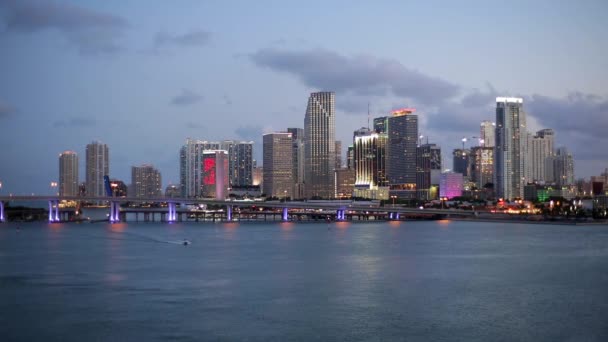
left=0, top=196, right=476, bottom=224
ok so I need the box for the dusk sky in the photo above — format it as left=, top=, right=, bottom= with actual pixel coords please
left=1, top=0, right=607, bottom=195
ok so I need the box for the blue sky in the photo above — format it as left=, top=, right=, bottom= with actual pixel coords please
left=1, top=0, right=607, bottom=194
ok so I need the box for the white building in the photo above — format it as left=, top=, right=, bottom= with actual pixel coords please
left=85, top=141, right=109, bottom=197
left=59, top=150, right=79, bottom=197
left=494, top=97, right=527, bottom=200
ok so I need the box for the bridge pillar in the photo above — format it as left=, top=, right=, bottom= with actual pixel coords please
left=336, top=209, right=345, bottom=221
left=0, top=201, right=4, bottom=222
left=48, top=200, right=55, bottom=223
left=109, top=201, right=120, bottom=223
left=282, top=207, right=288, bottom=221
left=167, top=202, right=177, bottom=222
left=54, top=200, right=60, bottom=222
left=226, top=205, right=233, bottom=221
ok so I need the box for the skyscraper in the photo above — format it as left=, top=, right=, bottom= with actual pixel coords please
left=530, top=129, right=555, bottom=182
left=202, top=150, right=229, bottom=199
left=416, top=143, right=441, bottom=200
left=220, top=140, right=254, bottom=187
left=131, top=164, right=162, bottom=198
left=263, top=132, right=294, bottom=198
left=85, top=141, right=109, bottom=197
left=353, top=127, right=388, bottom=199
left=335, top=141, right=342, bottom=169
left=304, top=91, right=335, bottom=199
left=452, top=149, right=471, bottom=178
left=287, top=128, right=305, bottom=199
left=480, top=120, right=495, bottom=148
left=470, top=146, right=494, bottom=189
left=59, top=151, right=79, bottom=197
left=550, top=147, right=575, bottom=187
left=494, top=97, right=527, bottom=200
left=179, top=139, right=220, bottom=198
left=387, top=108, right=418, bottom=199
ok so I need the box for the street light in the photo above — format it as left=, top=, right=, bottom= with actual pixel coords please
left=50, top=181, right=58, bottom=195
left=391, top=195, right=397, bottom=207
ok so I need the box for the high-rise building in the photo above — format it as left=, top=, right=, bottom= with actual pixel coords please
left=220, top=140, right=253, bottom=187
left=335, top=141, right=342, bottom=169
left=165, top=184, right=181, bottom=198
left=131, top=164, right=162, bottom=198
left=252, top=165, right=263, bottom=187
left=470, top=146, right=494, bottom=189
left=335, top=168, right=355, bottom=199
left=480, top=120, right=495, bottom=148
left=179, top=139, right=220, bottom=198
left=263, top=132, right=294, bottom=198
left=452, top=149, right=471, bottom=178
left=59, top=150, right=79, bottom=197
left=304, top=91, right=335, bottom=199
left=109, top=179, right=128, bottom=197
left=530, top=129, right=555, bottom=183
left=386, top=108, right=418, bottom=199
left=353, top=127, right=388, bottom=199
left=373, top=116, right=388, bottom=134
left=287, top=128, right=305, bottom=199
left=85, top=141, right=109, bottom=197
left=550, top=147, right=575, bottom=187
left=202, top=150, right=229, bottom=199
left=494, top=97, right=527, bottom=200
left=346, top=145, right=354, bottom=169
left=416, top=143, right=441, bottom=200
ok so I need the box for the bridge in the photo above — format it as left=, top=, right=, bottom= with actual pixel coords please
left=0, top=195, right=476, bottom=223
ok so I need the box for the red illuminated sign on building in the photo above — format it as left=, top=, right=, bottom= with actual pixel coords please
left=203, top=158, right=216, bottom=185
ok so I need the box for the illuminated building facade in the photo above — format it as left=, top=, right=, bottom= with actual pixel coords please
left=109, top=179, right=128, bottom=197
left=439, top=172, right=463, bottom=199
left=416, top=143, right=441, bottom=200
left=470, top=146, right=494, bottom=189
left=480, top=120, right=495, bottom=148
left=85, top=141, right=109, bottom=197
left=353, top=127, right=388, bottom=199
left=304, top=92, right=335, bottom=199
left=131, top=164, right=162, bottom=198
left=59, top=150, right=79, bottom=197
left=335, top=168, right=355, bottom=199
left=263, top=132, right=293, bottom=198
left=179, top=139, right=220, bottom=198
left=201, top=150, right=229, bottom=199
left=495, top=97, right=527, bottom=200
left=386, top=108, right=418, bottom=199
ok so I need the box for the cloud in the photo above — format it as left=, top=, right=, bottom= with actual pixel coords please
left=171, top=89, right=202, bottom=106
left=0, top=101, right=16, bottom=118
left=154, top=29, right=211, bottom=48
left=526, top=92, right=608, bottom=160
left=186, top=121, right=205, bottom=130
left=0, top=0, right=128, bottom=55
left=235, top=125, right=263, bottom=141
left=250, top=47, right=461, bottom=106
left=52, top=117, right=96, bottom=127
left=223, top=95, right=233, bottom=105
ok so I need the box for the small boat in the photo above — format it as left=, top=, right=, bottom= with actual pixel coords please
left=183, top=239, right=191, bottom=246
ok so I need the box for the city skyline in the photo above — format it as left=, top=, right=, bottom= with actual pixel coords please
left=0, top=0, right=607, bottom=194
